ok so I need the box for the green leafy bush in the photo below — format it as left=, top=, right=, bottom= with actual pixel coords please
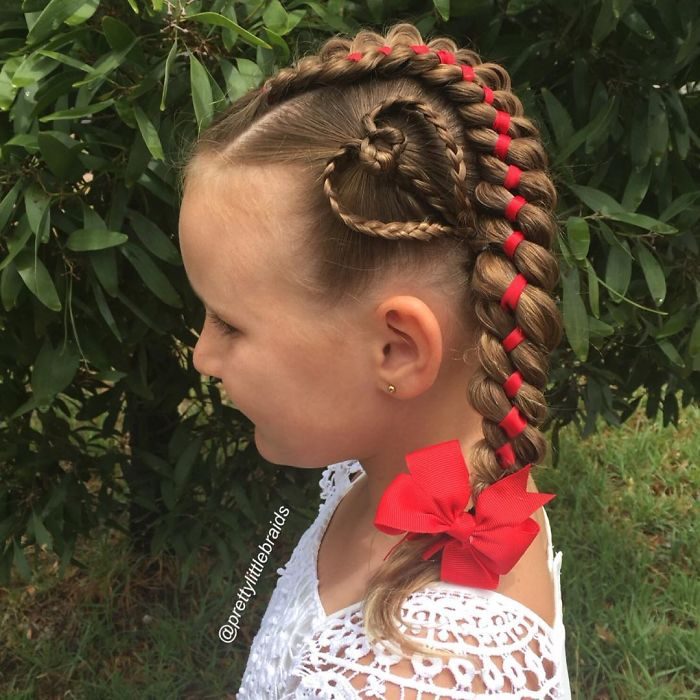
left=0, top=0, right=698, bottom=584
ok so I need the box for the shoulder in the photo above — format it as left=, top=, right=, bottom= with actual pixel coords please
left=285, top=582, right=566, bottom=699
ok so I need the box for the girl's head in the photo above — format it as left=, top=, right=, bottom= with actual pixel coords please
left=179, top=22, right=562, bottom=655
left=179, top=160, right=481, bottom=476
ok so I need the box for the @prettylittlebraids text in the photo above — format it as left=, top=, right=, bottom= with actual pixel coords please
left=218, top=504, right=290, bottom=643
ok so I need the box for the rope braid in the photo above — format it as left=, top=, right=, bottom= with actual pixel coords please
left=254, top=26, right=562, bottom=499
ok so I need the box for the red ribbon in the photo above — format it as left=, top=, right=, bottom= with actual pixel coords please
left=374, top=439, right=555, bottom=589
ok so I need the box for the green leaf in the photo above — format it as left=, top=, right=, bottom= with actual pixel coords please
left=555, top=99, right=618, bottom=164
left=187, top=12, right=272, bottom=49
left=72, top=37, right=139, bottom=87
left=14, top=249, right=61, bottom=311
left=621, top=163, right=652, bottom=212
left=585, top=259, right=600, bottom=318
left=1, top=261, right=23, bottom=311
left=506, top=0, right=540, bottom=14
left=0, top=180, right=22, bottom=233
left=127, top=209, right=181, bottom=265
left=160, top=37, right=178, bottom=111
left=101, top=15, right=137, bottom=51
left=160, top=479, right=177, bottom=510
left=588, top=317, right=615, bottom=338
left=135, top=448, right=172, bottom=479
left=566, top=216, right=590, bottom=260
left=36, top=49, right=92, bottom=73
left=603, top=211, right=678, bottom=235
left=629, top=110, right=651, bottom=168
left=133, top=105, right=165, bottom=161
left=31, top=511, right=53, bottom=549
left=232, top=482, right=258, bottom=524
left=31, top=337, right=80, bottom=404
left=66, top=0, right=100, bottom=25
left=432, top=0, right=450, bottom=21
left=23, top=182, right=50, bottom=236
left=0, top=58, right=21, bottom=111
left=262, top=0, right=290, bottom=33
left=174, top=437, right=203, bottom=489
left=604, top=241, right=632, bottom=302
left=262, top=27, right=290, bottom=64
left=556, top=233, right=575, bottom=269
left=91, top=280, right=122, bottom=343
left=654, top=310, right=690, bottom=339
left=689, top=318, right=700, bottom=357
left=39, top=99, right=115, bottom=122
left=569, top=184, right=624, bottom=215
left=90, top=248, right=118, bottom=297
left=648, top=89, right=669, bottom=163
left=634, top=242, right=666, bottom=307
left=26, top=0, right=87, bottom=45
left=621, top=8, right=655, bottom=40
left=665, top=89, right=690, bottom=159
left=656, top=339, right=685, bottom=367
left=541, top=88, right=574, bottom=150
left=11, top=54, right=57, bottom=87
left=562, top=267, right=589, bottom=361
left=38, top=131, right=81, bottom=181
left=13, top=540, right=31, bottom=582
left=592, top=0, right=617, bottom=45
left=189, top=52, right=214, bottom=131
left=119, top=242, right=182, bottom=308
left=66, top=229, right=129, bottom=251
left=659, top=191, right=700, bottom=222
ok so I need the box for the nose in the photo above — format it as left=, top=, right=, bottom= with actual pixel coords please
left=192, top=328, right=222, bottom=379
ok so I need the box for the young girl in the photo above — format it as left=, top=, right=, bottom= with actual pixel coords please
left=178, top=21, right=570, bottom=699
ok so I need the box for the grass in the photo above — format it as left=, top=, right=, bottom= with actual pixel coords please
left=537, top=404, right=699, bottom=699
left=0, top=405, right=698, bottom=698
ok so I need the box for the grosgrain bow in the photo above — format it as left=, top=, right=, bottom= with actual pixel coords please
left=373, top=439, right=555, bottom=590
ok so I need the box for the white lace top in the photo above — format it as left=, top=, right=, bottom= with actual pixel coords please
left=237, top=459, right=571, bottom=699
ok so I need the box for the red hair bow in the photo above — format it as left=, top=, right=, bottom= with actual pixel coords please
left=373, top=439, right=555, bottom=590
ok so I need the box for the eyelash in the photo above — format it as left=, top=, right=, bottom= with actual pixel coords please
left=206, top=311, right=239, bottom=337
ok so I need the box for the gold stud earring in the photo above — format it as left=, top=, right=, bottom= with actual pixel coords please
left=387, top=384, right=396, bottom=394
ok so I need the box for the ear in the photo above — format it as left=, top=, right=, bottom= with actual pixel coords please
left=373, top=295, right=443, bottom=398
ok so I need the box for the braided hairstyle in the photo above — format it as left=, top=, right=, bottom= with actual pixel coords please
left=181, top=22, right=562, bottom=657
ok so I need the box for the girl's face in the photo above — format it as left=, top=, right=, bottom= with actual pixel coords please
left=178, top=163, right=389, bottom=470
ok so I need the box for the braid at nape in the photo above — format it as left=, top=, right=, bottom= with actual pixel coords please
left=258, top=28, right=562, bottom=495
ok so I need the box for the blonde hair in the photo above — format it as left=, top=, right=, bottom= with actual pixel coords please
left=181, top=22, right=562, bottom=658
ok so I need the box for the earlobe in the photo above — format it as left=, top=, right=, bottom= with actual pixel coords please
left=375, top=296, right=443, bottom=397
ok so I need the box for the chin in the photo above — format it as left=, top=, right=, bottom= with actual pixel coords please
left=253, top=432, right=327, bottom=470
